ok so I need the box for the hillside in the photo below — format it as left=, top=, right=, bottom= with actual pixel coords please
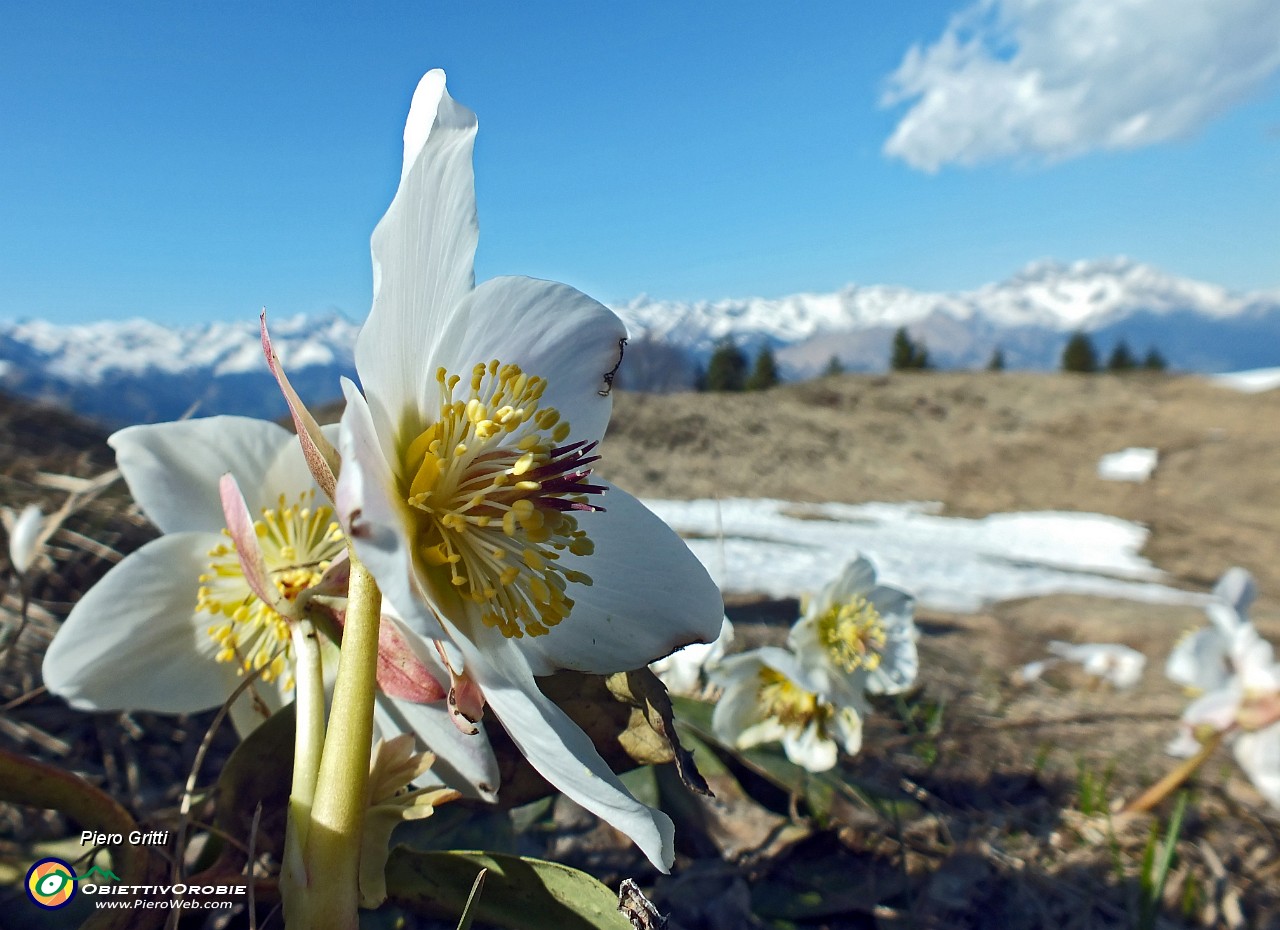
left=600, top=371, right=1280, bottom=601
left=6, top=375, right=1280, bottom=925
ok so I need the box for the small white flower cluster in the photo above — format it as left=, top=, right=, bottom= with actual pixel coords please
left=1166, top=567, right=1280, bottom=808
left=1017, top=641, right=1147, bottom=690
left=707, top=556, right=918, bottom=773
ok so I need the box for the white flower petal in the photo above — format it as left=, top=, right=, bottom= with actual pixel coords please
left=42, top=534, right=241, bottom=713
left=829, top=707, right=864, bottom=757
left=807, top=554, right=877, bottom=619
left=507, top=484, right=723, bottom=676
left=430, top=276, right=628, bottom=444
left=8, top=503, right=44, bottom=574
left=469, top=635, right=676, bottom=871
left=782, top=722, right=838, bottom=773
left=110, top=417, right=298, bottom=534
left=1234, top=724, right=1280, bottom=809
left=711, top=655, right=770, bottom=745
left=373, top=696, right=499, bottom=803
left=865, top=632, right=919, bottom=695
left=1214, top=566, right=1257, bottom=618
left=868, top=584, right=916, bottom=631
left=337, top=382, right=449, bottom=645
left=1166, top=627, right=1232, bottom=693
left=1166, top=728, right=1202, bottom=758
left=1182, top=686, right=1242, bottom=732
left=359, top=71, right=479, bottom=444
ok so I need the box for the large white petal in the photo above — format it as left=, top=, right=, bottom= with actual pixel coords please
left=110, top=417, right=297, bottom=534
left=1214, top=566, right=1257, bottom=618
left=1234, top=724, right=1280, bottom=809
left=428, top=276, right=628, bottom=445
left=42, top=534, right=240, bottom=713
left=808, top=555, right=877, bottom=619
left=711, top=655, right=769, bottom=745
left=373, top=696, right=500, bottom=803
left=336, top=382, right=450, bottom=645
left=467, top=634, right=675, bottom=871
left=1165, top=627, right=1232, bottom=693
left=358, top=70, right=479, bottom=445
left=830, top=707, right=865, bottom=757
left=495, top=484, right=722, bottom=676
left=782, top=723, right=838, bottom=773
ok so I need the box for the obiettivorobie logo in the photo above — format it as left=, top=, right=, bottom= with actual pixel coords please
left=24, top=858, right=120, bottom=910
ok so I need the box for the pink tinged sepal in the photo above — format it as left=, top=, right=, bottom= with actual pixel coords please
left=219, top=473, right=290, bottom=617
left=323, top=603, right=447, bottom=705
left=377, top=617, right=447, bottom=704
left=435, top=641, right=486, bottom=735
left=261, top=310, right=341, bottom=500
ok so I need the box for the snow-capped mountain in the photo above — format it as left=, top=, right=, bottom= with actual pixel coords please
left=612, top=257, right=1280, bottom=380
left=1, top=258, right=1277, bottom=425
left=0, top=312, right=359, bottom=425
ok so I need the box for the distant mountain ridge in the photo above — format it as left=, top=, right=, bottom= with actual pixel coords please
left=612, top=257, right=1280, bottom=382
left=1, top=258, right=1277, bottom=425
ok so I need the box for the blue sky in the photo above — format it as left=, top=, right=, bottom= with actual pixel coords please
left=3, top=1, right=1278, bottom=326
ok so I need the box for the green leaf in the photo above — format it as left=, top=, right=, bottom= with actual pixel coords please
left=213, top=701, right=296, bottom=865
left=384, top=849, right=635, bottom=930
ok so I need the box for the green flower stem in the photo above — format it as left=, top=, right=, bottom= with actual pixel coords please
left=294, top=555, right=382, bottom=930
left=290, top=619, right=326, bottom=830
left=281, top=617, right=327, bottom=923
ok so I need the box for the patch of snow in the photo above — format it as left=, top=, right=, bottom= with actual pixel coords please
left=1209, top=367, right=1280, bottom=394
left=642, top=497, right=1208, bottom=614
left=1097, top=447, right=1158, bottom=482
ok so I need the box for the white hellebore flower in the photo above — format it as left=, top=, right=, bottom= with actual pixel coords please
left=333, top=70, right=722, bottom=871
left=1169, top=622, right=1280, bottom=808
left=41, top=417, right=497, bottom=796
left=1166, top=566, right=1257, bottom=694
left=788, top=555, right=918, bottom=700
left=651, top=615, right=734, bottom=696
left=711, top=647, right=863, bottom=773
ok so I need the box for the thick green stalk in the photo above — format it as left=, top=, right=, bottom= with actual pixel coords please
left=291, top=556, right=382, bottom=930
left=280, top=619, right=326, bottom=921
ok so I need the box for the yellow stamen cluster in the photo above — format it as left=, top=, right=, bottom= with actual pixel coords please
left=197, top=491, right=345, bottom=687
left=402, top=360, right=598, bottom=639
left=756, top=666, right=829, bottom=729
left=816, top=595, right=887, bottom=673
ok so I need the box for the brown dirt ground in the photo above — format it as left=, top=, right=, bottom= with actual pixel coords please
left=596, top=372, right=1280, bottom=928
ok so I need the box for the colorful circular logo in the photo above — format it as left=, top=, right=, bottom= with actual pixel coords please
left=26, top=857, right=77, bottom=909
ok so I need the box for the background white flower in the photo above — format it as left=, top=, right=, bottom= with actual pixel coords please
left=1167, top=566, right=1257, bottom=693
left=40, top=416, right=497, bottom=796
left=711, top=646, right=864, bottom=773
left=788, top=554, right=918, bottom=700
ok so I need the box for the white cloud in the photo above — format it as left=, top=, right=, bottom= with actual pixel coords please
left=882, top=0, right=1280, bottom=171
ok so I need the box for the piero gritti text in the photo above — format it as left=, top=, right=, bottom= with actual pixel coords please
left=81, top=829, right=171, bottom=846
